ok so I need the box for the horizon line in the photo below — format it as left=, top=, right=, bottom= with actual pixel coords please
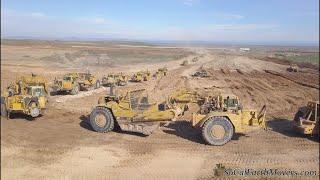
left=1, top=36, right=319, bottom=47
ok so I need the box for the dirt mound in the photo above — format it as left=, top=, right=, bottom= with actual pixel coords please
left=261, top=57, right=319, bottom=70
left=205, top=55, right=287, bottom=73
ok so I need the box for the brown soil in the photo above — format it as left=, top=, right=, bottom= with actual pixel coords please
left=1, top=43, right=319, bottom=179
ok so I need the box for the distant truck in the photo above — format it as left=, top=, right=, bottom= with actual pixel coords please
left=1, top=74, right=49, bottom=119
left=52, top=72, right=100, bottom=95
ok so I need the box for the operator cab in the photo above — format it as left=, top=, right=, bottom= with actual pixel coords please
left=220, top=94, right=242, bottom=112
left=127, top=89, right=152, bottom=110
left=303, top=101, right=319, bottom=122
left=63, top=76, right=73, bottom=81
left=27, top=86, right=46, bottom=97
left=84, top=73, right=93, bottom=80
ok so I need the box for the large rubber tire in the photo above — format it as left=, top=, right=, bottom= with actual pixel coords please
left=1, top=98, right=7, bottom=117
left=95, top=80, right=101, bottom=89
left=50, top=91, right=57, bottom=96
left=90, top=107, right=114, bottom=133
left=29, top=102, right=40, bottom=118
left=70, top=84, right=80, bottom=95
left=202, top=117, right=234, bottom=146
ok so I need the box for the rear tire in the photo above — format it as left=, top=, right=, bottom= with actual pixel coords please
left=95, top=80, right=101, bottom=89
left=50, top=91, right=57, bottom=96
left=90, top=107, right=114, bottom=133
left=202, top=117, right=234, bottom=146
left=70, top=84, right=80, bottom=95
left=29, top=102, right=40, bottom=118
left=1, top=98, right=7, bottom=117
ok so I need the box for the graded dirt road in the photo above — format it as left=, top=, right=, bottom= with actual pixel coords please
left=1, top=43, right=319, bottom=179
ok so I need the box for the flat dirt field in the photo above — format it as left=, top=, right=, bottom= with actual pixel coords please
left=1, top=40, right=319, bottom=179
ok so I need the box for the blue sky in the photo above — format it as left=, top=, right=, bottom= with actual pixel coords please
left=1, top=0, right=319, bottom=45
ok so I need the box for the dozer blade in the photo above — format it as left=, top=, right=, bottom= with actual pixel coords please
left=118, top=122, right=160, bottom=135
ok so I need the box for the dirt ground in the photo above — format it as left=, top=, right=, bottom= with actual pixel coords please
left=1, top=41, right=319, bottom=179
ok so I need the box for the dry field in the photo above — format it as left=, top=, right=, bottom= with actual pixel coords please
left=1, top=40, right=319, bottom=179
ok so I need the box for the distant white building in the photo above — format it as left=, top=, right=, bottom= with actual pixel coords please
left=239, top=48, right=250, bottom=52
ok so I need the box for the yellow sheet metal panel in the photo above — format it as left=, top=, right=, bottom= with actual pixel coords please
left=141, top=108, right=176, bottom=121
left=107, top=101, right=136, bottom=118
left=12, top=102, right=23, bottom=110
left=62, top=81, right=73, bottom=89
left=224, top=113, right=243, bottom=133
left=192, top=113, right=206, bottom=127
left=38, top=96, right=47, bottom=109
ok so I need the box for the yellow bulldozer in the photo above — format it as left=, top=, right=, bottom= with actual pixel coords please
left=1, top=74, right=49, bottom=119
left=131, top=70, right=151, bottom=82
left=293, top=101, right=319, bottom=137
left=88, top=89, right=266, bottom=145
left=52, top=72, right=100, bottom=95
left=153, top=67, right=168, bottom=79
left=102, top=73, right=128, bottom=87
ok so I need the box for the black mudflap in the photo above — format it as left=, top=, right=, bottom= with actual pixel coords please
left=118, top=121, right=160, bottom=135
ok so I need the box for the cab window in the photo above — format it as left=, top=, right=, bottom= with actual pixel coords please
left=63, top=76, right=72, bottom=81
left=224, top=98, right=238, bottom=108
left=27, top=87, right=44, bottom=97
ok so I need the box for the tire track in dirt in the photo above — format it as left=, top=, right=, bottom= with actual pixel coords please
left=264, top=70, right=319, bottom=89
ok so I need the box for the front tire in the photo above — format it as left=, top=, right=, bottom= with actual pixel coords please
left=70, top=84, right=80, bottom=95
left=50, top=91, right=57, bottom=96
left=202, top=117, right=234, bottom=146
left=95, top=80, right=101, bottom=89
left=1, top=99, right=7, bottom=117
left=90, top=107, right=114, bottom=133
left=29, top=102, right=40, bottom=118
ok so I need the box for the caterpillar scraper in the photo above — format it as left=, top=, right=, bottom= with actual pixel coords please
left=1, top=74, right=49, bottom=119
left=293, top=101, right=319, bottom=137
left=101, top=73, right=128, bottom=87
left=89, top=89, right=267, bottom=146
left=89, top=88, right=186, bottom=135
left=52, top=72, right=100, bottom=95
left=131, top=71, right=151, bottom=82
left=154, top=67, right=168, bottom=79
